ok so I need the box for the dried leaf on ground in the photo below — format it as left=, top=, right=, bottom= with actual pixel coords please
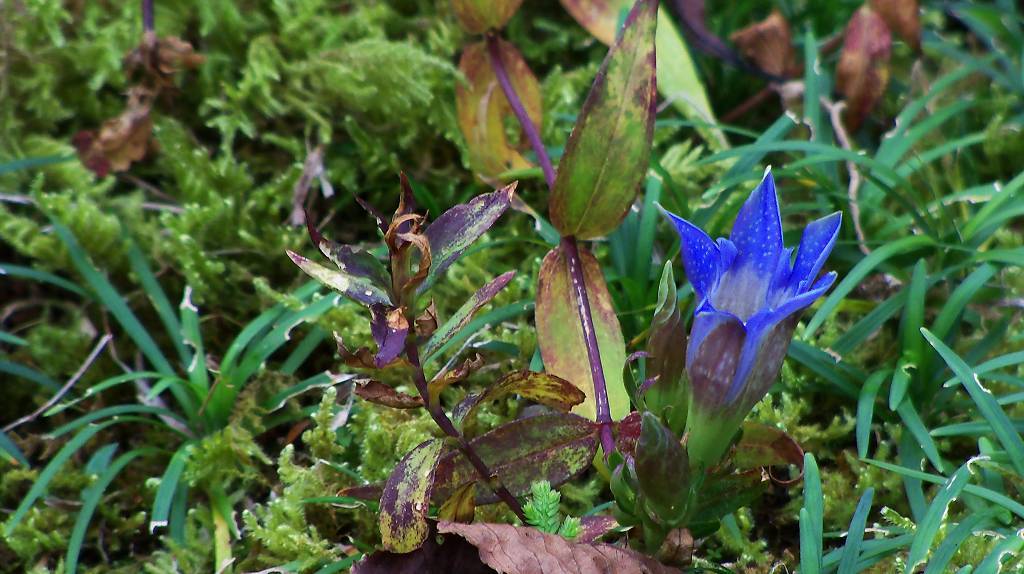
left=438, top=521, right=680, bottom=574
left=836, top=6, right=892, bottom=130
left=73, top=87, right=155, bottom=177
left=729, top=11, right=796, bottom=78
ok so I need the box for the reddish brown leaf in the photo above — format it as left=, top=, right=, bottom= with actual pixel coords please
left=432, top=413, right=599, bottom=505
left=416, top=301, right=439, bottom=338
left=614, top=411, right=642, bottom=457
left=578, top=515, right=619, bottom=544
left=732, top=422, right=804, bottom=485
left=870, top=0, right=920, bottom=51
left=836, top=6, right=892, bottom=130
left=729, top=10, right=796, bottom=78
left=438, top=521, right=681, bottom=574
left=355, top=380, right=424, bottom=409
left=428, top=354, right=485, bottom=404
left=124, top=32, right=205, bottom=90
left=456, top=40, right=541, bottom=180
left=451, top=0, right=524, bottom=34
left=74, top=87, right=154, bottom=176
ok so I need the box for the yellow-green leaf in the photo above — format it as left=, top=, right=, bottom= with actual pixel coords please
left=451, top=0, right=523, bottom=34
left=379, top=438, right=445, bottom=553
left=549, top=0, right=658, bottom=239
left=536, top=245, right=630, bottom=420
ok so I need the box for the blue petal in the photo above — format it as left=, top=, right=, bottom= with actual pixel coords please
left=660, top=207, right=721, bottom=302
left=790, top=212, right=842, bottom=292
left=729, top=171, right=784, bottom=279
left=723, top=271, right=836, bottom=403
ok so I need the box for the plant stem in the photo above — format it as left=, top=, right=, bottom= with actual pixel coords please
left=561, top=237, right=616, bottom=455
left=485, top=33, right=556, bottom=190
left=488, top=31, right=617, bottom=456
left=404, top=340, right=527, bottom=521
left=141, top=0, right=154, bottom=32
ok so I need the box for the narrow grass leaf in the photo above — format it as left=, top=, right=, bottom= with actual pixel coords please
left=857, top=370, right=887, bottom=458
left=150, top=446, right=190, bottom=534
left=838, top=488, right=874, bottom=574
left=923, top=511, right=995, bottom=574
left=906, top=463, right=971, bottom=573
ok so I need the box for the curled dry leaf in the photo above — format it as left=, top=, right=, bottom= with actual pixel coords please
left=732, top=421, right=804, bottom=485
left=729, top=10, right=796, bottom=79
left=836, top=6, right=892, bottom=130
left=428, top=354, right=485, bottom=404
left=870, top=0, right=920, bottom=51
left=355, top=380, right=424, bottom=409
left=415, top=301, right=439, bottom=337
left=456, top=40, right=541, bottom=180
left=451, top=0, right=524, bottom=34
left=124, top=32, right=205, bottom=89
left=73, top=87, right=155, bottom=177
left=438, top=521, right=681, bottom=574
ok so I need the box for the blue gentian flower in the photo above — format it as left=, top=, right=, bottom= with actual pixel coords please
left=660, top=169, right=841, bottom=468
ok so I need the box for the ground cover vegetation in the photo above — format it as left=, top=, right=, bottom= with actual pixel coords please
left=1, top=0, right=1023, bottom=572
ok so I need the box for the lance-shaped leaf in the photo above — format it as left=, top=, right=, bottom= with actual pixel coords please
left=287, top=251, right=390, bottom=306
left=642, top=262, right=688, bottom=435
left=536, top=245, right=630, bottom=421
left=438, top=522, right=681, bottom=574
left=732, top=422, right=804, bottom=479
left=549, top=0, right=657, bottom=239
left=635, top=412, right=689, bottom=523
left=379, top=438, right=445, bottom=553
left=559, top=1, right=726, bottom=151
left=306, top=220, right=390, bottom=289
left=451, top=0, right=523, bottom=34
left=457, top=39, right=541, bottom=180
left=432, top=413, right=599, bottom=505
left=420, top=183, right=516, bottom=292
left=422, top=271, right=516, bottom=361
left=453, top=371, right=587, bottom=435
left=355, top=380, right=424, bottom=409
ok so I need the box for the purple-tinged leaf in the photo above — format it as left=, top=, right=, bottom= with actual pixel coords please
left=577, top=515, right=619, bottom=544
left=614, top=411, right=642, bottom=457
left=370, top=305, right=410, bottom=367
left=422, top=271, right=516, bottom=361
left=353, top=523, right=492, bottom=574
left=635, top=412, right=689, bottom=521
left=457, top=40, right=541, bottom=180
left=453, top=371, right=586, bottom=436
left=451, top=0, right=523, bottom=34
left=548, top=0, right=657, bottom=239
left=379, top=438, right=446, bottom=553
left=355, top=380, right=424, bottom=410
left=287, top=250, right=390, bottom=306
left=421, top=183, right=516, bottom=291
left=306, top=218, right=390, bottom=289
left=536, top=245, right=630, bottom=420
left=433, top=413, right=599, bottom=505
left=427, top=354, right=485, bottom=404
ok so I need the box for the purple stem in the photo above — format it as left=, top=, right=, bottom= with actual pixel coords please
left=485, top=34, right=556, bottom=190
left=561, top=237, right=616, bottom=455
left=404, top=339, right=527, bottom=521
left=142, top=0, right=154, bottom=32
left=487, top=32, right=617, bottom=456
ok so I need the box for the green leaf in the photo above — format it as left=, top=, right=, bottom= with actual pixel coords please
left=379, top=438, right=445, bottom=553
left=0, top=331, right=28, bottom=346
left=643, top=262, right=688, bottom=434
left=5, top=421, right=120, bottom=536
left=800, top=453, right=823, bottom=574
left=922, top=328, right=1024, bottom=476
left=856, top=370, right=887, bottom=458
left=150, top=446, right=190, bottom=534
left=0, top=430, right=29, bottom=467
left=536, top=245, right=630, bottom=421
left=422, top=271, right=516, bottom=362
left=549, top=0, right=658, bottom=239
left=862, top=459, right=1024, bottom=519
left=287, top=250, right=390, bottom=306
left=432, top=413, right=599, bottom=505
left=906, top=463, right=971, bottom=573
left=67, top=447, right=156, bottom=574
left=450, top=0, right=522, bottom=34
left=922, top=511, right=997, bottom=574
left=837, top=488, right=874, bottom=574
left=975, top=530, right=1024, bottom=574
left=453, top=371, right=586, bottom=435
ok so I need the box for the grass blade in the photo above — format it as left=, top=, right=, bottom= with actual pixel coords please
left=150, top=446, right=190, bottom=534
left=922, top=511, right=996, bottom=574
left=922, top=328, right=1024, bottom=475
left=905, top=463, right=971, bottom=572
left=0, top=430, right=29, bottom=467
left=837, top=488, right=874, bottom=574
left=857, top=371, right=887, bottom=458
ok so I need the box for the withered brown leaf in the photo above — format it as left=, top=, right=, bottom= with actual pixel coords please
left=729, top=11, right=796, bottom=78
left=836, top=6, right=892, bottom=130
left=73, top=87, right=155, bottom=177
left=870, top=0, right=920, bottom=51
